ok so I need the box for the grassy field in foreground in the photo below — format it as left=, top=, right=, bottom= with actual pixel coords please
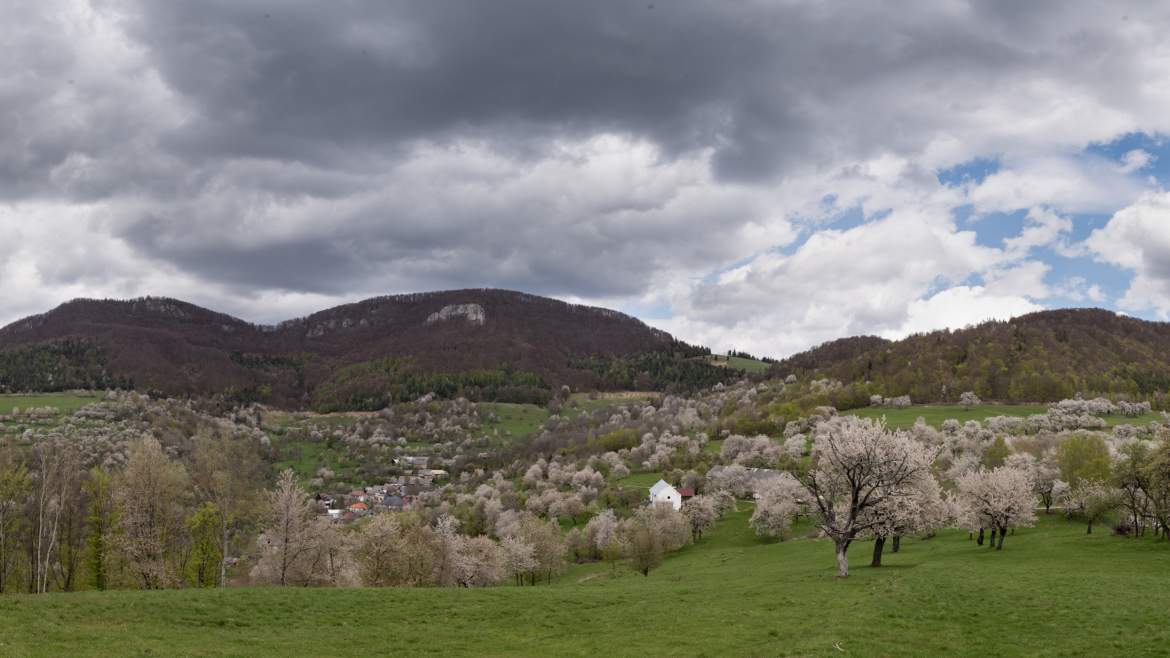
left=0, top=393, right=99, bottom=416
left=3, top=511, right=1169, bottom=657
left=848, top=403, right=1164, bottom=429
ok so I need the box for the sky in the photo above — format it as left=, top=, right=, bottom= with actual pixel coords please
left=3, top=1, right=1170, bottom=358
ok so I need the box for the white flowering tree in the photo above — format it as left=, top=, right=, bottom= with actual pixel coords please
left=750, top=491, right=800, bottom=540
left=1060, top=480, right=1119, bottom=534
left=865, top=475, right=946, bottom=566
left=796, top=416, right=936, bottom=577
left=956, top=466, right=1037, bottom=550
left=682, top=495, right=720, bottom=541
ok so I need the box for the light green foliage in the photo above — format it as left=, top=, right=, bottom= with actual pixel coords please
left=983, top=436, right=1010, bottom=468
left=185, top=503, right=223, bottom=588
left=0, top=458, right=30, bottom=594
left=1058, top=433, right=1113, bottom=486
left=83, top=467, right=115, bottom=591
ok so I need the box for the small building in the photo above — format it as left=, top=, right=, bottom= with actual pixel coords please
left=677, top=487, right=695, bottom=501
left=649, top=479, right=682, bottom=510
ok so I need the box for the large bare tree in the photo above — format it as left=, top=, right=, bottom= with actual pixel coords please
left=255, top=469, right=321, bottom=586
left=795, top=416, right=935, bottom=577
left=113, top=437, right=192, bottom=589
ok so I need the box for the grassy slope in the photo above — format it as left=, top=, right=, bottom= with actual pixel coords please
left=0, top=393, right=99, bottom=416
left=848, top=404, right=1164, bottom=429
left=4, top=512, right=1170, bottom=657
left=705, top=355, right=771, bottom=373
left=479, top=402, right=550, bottom=439
left=612, top=471, right=665, bottom=490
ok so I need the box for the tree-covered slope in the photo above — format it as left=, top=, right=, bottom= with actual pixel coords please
left=0, top=290, right=721, bottom=407
left=775, top=308, right=1170, bottom=405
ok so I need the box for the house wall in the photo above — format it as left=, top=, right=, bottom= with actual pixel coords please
left=651, top=490, right=681, bottom=510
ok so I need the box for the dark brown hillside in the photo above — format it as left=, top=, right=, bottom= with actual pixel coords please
left=0, top=290, right=698, bottom=406
left=775, top=308, right=1170, bottom=405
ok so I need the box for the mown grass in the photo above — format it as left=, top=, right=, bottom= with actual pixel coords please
left=848, top=404, right=1164, bottom=429
left=269, top=439, right=346, bottom=483
left=0, top=393, right=99, bottom=416
left=565, top=392, right=657, bottom=417
left=612, top=471, right=665, bottom=490
left=479, top=402, right=550, bottom=439
left=705, top=355, right=772, bottom=373
left=3, top=511, right=1169, bottom=657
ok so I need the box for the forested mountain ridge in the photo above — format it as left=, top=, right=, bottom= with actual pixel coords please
left=0, top=290, right=721, bottom=408
left=774, top=308, right=1170, bottom=406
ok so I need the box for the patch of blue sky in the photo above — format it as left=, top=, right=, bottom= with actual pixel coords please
left=1038, top=244, right=1134, bottom=307
left=963, top=208, right=1027, bottom=248
left=773, top=203, right=879, bottom=256
left=1084, top=131, right=1170, bottom=185
left=937, top=157, right=1000, bottom=187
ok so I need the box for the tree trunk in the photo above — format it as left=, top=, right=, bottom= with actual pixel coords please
left=835, top=540, right=850, bottom=578
left=996, top=525, right=1007, bottom=550
left=870, top=536, right=885, bottom=567
left=220, top=520, right=230, bottom=588
left=989, top=527, right=997, bottom=548
left=1086, top=520, right=1093, bottom=535
left=892, top=535, right=901, bottom=553
left=976, top=528, right=984, bottom=546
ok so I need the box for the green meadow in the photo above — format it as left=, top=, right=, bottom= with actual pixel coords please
left=0, top=392, right=99, bottom=416
left=3, top=511, right=1168, bottom=657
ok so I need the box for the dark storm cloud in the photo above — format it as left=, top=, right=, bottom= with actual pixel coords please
left=126, top=1, right=770, bottom=171
left=89, top=0, right=1040, bottom=298
left=119, top=0, right=1056, bottom=179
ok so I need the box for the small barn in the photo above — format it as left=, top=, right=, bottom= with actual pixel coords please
left=649, top=479, right=682, bottom=510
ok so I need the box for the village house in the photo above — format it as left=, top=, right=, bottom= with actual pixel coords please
left=649, top=479, right=682, bottom=510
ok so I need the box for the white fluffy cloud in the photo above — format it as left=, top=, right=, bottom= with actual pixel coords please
left=1087, top=192, right=1170, bottom=318
left=888, top=287, right=1044, bottom=338
left=969, top=156, right=1147, bottom=216
left=1003, top=208, right=1073, bottom=255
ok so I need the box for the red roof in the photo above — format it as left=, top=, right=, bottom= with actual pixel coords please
left=348, top=502, right=368, bottom=511
left=677, top=488, right=695, bottom=497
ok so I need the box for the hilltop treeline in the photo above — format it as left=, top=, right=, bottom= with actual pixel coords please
left=775, top=309, right=1170, bottom=408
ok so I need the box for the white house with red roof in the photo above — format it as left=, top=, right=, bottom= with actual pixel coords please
left=649, top=479, right=682, bottom=510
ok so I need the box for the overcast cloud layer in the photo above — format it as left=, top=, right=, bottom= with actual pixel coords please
left=4, top=0, right=1170, bottom=357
